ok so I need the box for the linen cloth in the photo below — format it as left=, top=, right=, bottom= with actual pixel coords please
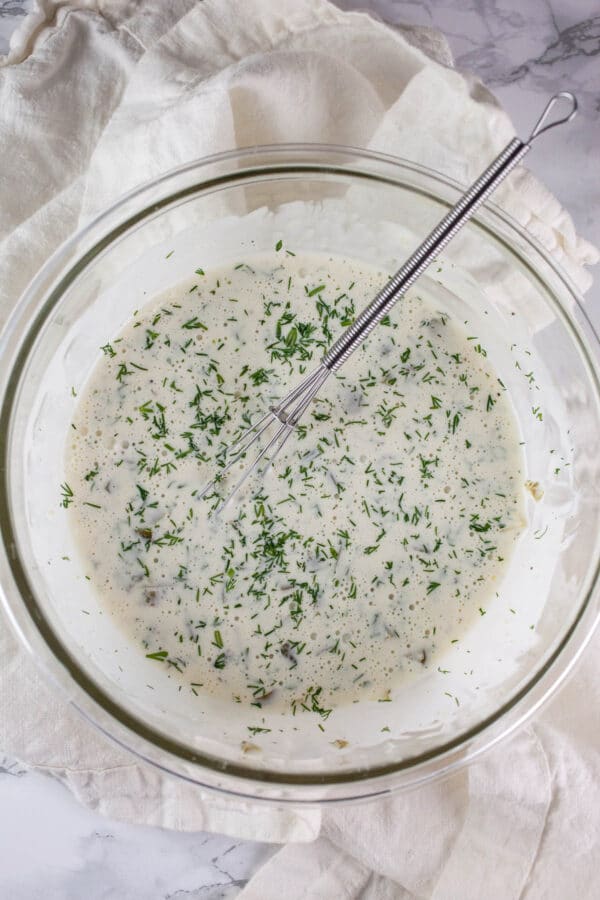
left=0, top=0, right=598, bottom=895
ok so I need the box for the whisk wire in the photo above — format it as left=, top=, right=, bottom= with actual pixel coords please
left=215, top=419, right=292, bottom=513
left=200, top=364, right=330, bottom=508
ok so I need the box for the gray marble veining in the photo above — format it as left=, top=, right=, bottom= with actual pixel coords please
left=0, top=757, right=276, bottom=900
left=0, top=0, right=28, bottom=55
left=336, top=0, right=600, bottom=248
left=0, top=1, right=598, bottom=897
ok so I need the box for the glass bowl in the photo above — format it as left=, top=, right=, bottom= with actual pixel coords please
left=1, top=145, right=599, bottom=804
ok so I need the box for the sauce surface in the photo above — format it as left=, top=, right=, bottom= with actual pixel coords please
left=66, top=252, right=525, bottom=718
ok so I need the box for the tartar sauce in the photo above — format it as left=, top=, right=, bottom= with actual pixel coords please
left=66, top=251, right=525, bottom=719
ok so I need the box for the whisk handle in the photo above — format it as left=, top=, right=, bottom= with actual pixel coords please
left=321, top=91, right=577, bottom=373
left=322, top=137, right=527, bottom=370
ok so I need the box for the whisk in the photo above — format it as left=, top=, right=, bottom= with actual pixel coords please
left=202, top=92, right=577, bottom=511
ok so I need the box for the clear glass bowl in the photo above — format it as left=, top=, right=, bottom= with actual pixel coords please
left=1, top=145, right=599, bottom=804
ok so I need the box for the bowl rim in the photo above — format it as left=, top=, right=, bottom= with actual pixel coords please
left=1, top=142, right=599, bottom=802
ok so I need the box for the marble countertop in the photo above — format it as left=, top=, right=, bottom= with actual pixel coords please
left=0, top=1, right=598, bottom=897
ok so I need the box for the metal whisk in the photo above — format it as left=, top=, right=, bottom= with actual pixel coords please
left=202, top=91, right=577, bottom=511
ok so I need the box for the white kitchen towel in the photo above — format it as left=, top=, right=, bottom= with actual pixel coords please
left=240, top=637, right=600, bottom=899
left=0, top=0, right=598, bottom=892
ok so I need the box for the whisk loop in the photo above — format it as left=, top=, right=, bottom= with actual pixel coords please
left=200, top=92, right=577, bottom=512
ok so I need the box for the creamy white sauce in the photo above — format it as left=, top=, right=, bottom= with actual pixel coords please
left=66, top=251, right=525, bottom=718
